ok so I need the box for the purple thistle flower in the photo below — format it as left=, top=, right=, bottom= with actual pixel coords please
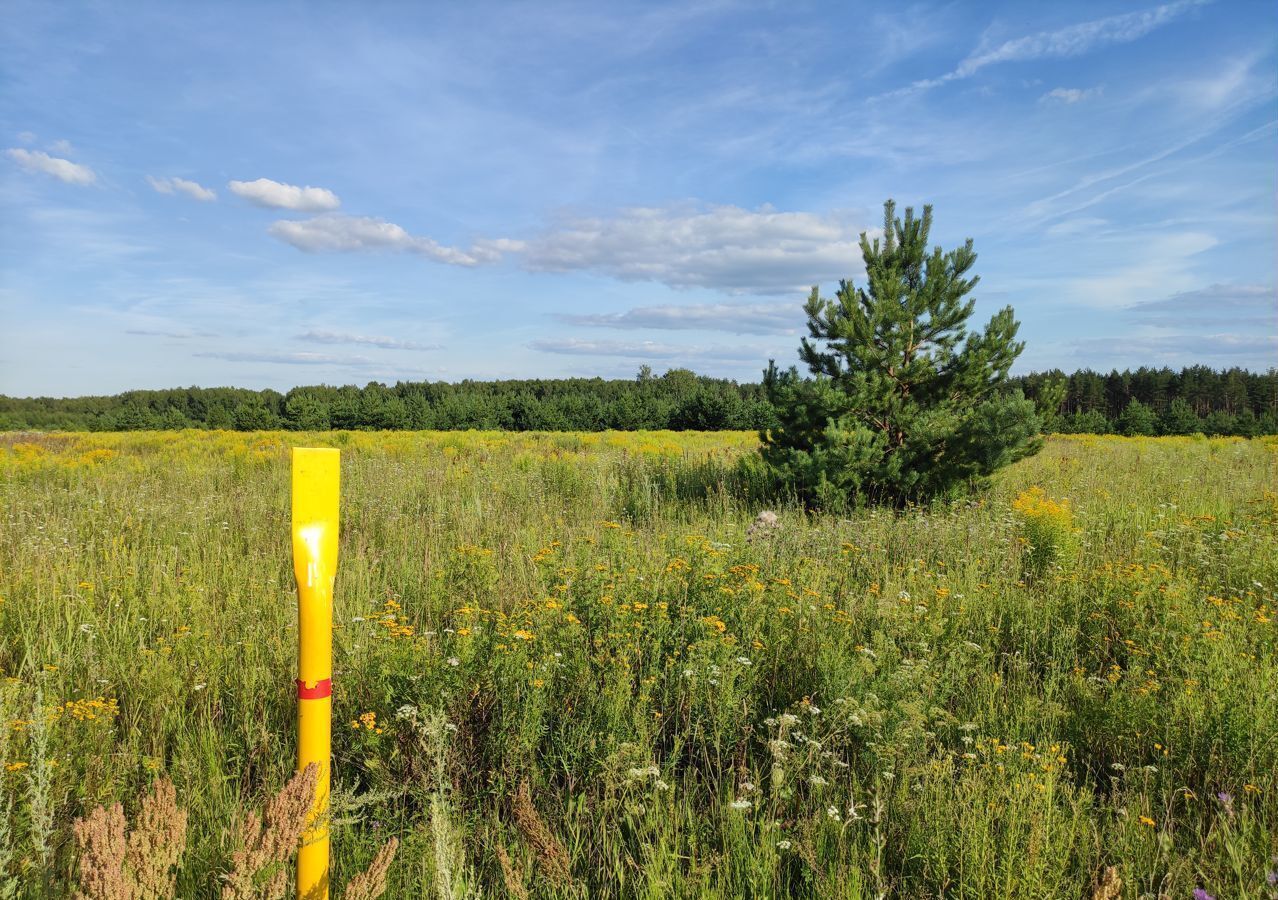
left=1216, top=791, right=1235, bottom=817
left=1267, top=870, right=1277, bottom=886
left=1192, top=889, right=1216, bottom=900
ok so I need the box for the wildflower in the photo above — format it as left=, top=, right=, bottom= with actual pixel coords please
left=5, top=762, right=27, bottom=772
left=777, top=713, right=799, bottom=727
left=809, top=775, right=828, bottom=786
left=1192, top=890, right=1216, bottom=900
left=776, top=840, right=792, bottom=851
left=826, top=806, right=841, bottom=821
left=447, top=657, right=460, bottom=667
left=729, top=799, right=751, bottom=811
left=1138, top=815, right=1155, bottom=827
left=512, top=629, right=534, bottom=641
left=735, top=656, right=752, bottom=666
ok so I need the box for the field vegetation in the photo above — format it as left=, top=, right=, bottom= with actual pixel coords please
left=0, top=429, right=1275, bottom=897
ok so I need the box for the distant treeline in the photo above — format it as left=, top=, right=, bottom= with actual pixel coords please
left=2, top=365, right=1276, bottom=436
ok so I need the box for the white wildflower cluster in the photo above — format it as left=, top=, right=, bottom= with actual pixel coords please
left=746, top=510, right=780, bottom=541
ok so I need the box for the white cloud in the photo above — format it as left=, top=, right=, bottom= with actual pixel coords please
left=269, top=203, right=866, bottom=291
left=269, top=214, right=503, bottom=266
left=1062, top=231, right=1219, bottom=307
left=1128, top=283, right=1277, bottom=326
left=1075, top=331, right=1278, bottom=361
left=528, top=337, right=770, bottom=362
left=298, top=329, right=438, bottom=350
left=48, top=138, right=73, bottom=155
left=1040, top=87, right=1102, bottom=104
left=228, top=177, right=340, bottom=211
left=558, top=301, right=802, bottom=334
left=1045, top=217, right=1108, bottom=237
left=147, top=175, right=217, bottom=201
left=897, top=0, right=1208, bottom=94
left=6, top=148, right=96, bottom=185
left=126, top=328, right=215, bottom=339
left=195, top=350, right=372, bottom=366
left=517, top=204, right=865, bottom=295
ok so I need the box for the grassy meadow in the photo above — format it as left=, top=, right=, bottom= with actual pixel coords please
left=1, top=429, right=1276, bottom=898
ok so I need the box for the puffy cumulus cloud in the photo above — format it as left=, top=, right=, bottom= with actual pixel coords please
left=1040, top=87, right=1102, bottom=104
left=147, top=175, right=217, bottom=201
left=557, top=300, right=801, bottom=335
left=228, top=177, right=340, bottom=211
left=6, top=148, right=96, bottom=185
left=528, top=337, right=770, bottom=362
left=268, top=214, right=507, bottom=266
left=298, top=329, right=438, bottom=350
left=518, top=204, right=864, bottom=295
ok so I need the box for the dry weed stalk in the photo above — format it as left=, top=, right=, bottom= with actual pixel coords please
left=342, top=837, right=399, bottom=900
left=73, top=777, right=188, bottom=900
left=1090, top=865, right=1122, bottom=900
left=494, top=844, right=528, bottom=900
left=221, top=763, right=319, bottom=900
left=510, top=780, right=570, bottom=887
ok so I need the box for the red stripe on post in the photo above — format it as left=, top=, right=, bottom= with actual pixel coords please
left=296, top=678, right=332, bottom=699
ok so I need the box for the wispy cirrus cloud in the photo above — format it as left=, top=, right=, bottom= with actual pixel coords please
left=228, top=177, right=340, bottom=211
left=126, top=327, right=217, bottom=339
left=6, top=148, right=96, bottom=185
left=895, top=0, right=1209, bottom=94
left=1040, top=86, right=1103, bottom=104
left=1074, top=331, right=1278, bottom=361
left=528, top=337, right=771, bottom=362
left=1127, top=283, right=1277, bottom=326
left=269, top=214, right=509, bottom=266
left=194, top=349, right=371, bottom=366
left=298, top=328, right=439, bottom=350
left=557, top=301, right=801, bottom=335
left=147, top=175, right=217, bottom=201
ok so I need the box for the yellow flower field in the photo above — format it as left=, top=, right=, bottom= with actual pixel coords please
left=0, top=430, right=1275, bottom=897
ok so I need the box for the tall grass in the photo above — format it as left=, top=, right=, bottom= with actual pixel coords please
left=0, top=430, right=1275, bottom=897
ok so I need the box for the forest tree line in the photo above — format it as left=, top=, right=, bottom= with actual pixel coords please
left=2, top=365, right=1275, bottom=436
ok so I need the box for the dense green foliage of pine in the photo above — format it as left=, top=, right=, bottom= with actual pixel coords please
left=759, top=201, right=1042, bottom=507
left=1, top=365, right=1275, bottom=435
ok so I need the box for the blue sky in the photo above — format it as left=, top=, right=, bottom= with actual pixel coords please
left=2, top=0, right=1275, bottom=397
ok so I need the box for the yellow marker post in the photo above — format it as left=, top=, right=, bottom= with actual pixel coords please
left=292, top=448, right=340, bottom=900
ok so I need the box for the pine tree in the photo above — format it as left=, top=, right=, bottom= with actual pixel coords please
left=760, top=200, right=1042, bottom=508
left=1116, top=398, right=1157, bottom=436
